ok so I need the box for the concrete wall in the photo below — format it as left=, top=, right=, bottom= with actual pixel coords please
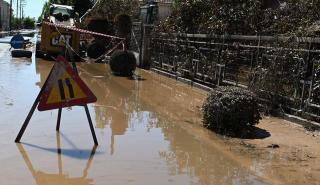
left=0, top=0, right=10, bottom=31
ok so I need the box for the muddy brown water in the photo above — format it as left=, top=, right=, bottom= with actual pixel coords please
left=0, top=38, right=293, bottom=185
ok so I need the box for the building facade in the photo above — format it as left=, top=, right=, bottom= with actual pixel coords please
left=0, top=0, right=10, bottom=31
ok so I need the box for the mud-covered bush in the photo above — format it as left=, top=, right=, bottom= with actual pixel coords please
left=115, top=14, right=132, bottom=49
left=109, top=50, right=136, bottom=76
left=202, top=86, right=261, bottom=134
left=87, top=40, right=106, bottom=59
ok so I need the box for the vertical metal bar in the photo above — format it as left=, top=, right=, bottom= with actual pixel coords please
left=300, top=81, right=306, bottom=110
left=9, top=0, right=12, bottom=31
left=67, top=46, right=98, bottom=145
left=217, top=65, right=221, bottom=86
left=307, top=59, right=316, bottom=105
left=139, top=22, right=143, bottom=68
left=302, top=41, right=313, bottom=112
left=84, top=105, right=98, bottom=146
left=56, top=108, right=62, bottom=131
left=256, top=36, right=261, bottom=67
left=15, top=95, right=40, bottom=143
left=15, top=67, right=53, bottom=143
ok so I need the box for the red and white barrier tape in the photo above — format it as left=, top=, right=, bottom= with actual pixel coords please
left=43, top=21, right=125, bottom=62
left=43, top=21, right=125, bottom=40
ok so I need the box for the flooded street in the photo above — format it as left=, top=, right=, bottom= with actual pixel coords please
left=0, top=36, right=319, bottom=185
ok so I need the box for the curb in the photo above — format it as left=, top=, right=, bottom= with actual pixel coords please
left=283, top=113, right=320, bottom=131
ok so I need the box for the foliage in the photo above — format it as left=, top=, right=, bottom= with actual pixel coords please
left=115, top=14, right=132, bottom=36
left=23, top=17, right=36, bottom=29
left=74, top=0, right=93, bottom=17
left=156, top=0, right=320, bottom=36
left=156, top=0, right=263, bottom=34
left=87, top=19, right=114, bottom=35
left=115, top=14, right=132, bottom=49
left=248, top=38, right=304, bottom=112
left=109, top=50, right=137, bottom=76
left=12, top=17, right=35, bottom=29
left=85, top=0, right=140, bottom=21
left=260, top=0, right=320, bottom=36
left=202, top=86, right=261, bottom=134
left=87, top=40, right=106, bottom=59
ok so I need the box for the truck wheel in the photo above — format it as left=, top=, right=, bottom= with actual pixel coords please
left=35, top=42, right=44, bottom=58
left=11, top=50, right=32, bottom=58
left=36, top=50, right=44, bottom=58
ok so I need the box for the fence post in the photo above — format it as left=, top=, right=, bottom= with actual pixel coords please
left=140, top=24, right=153, bottom=69
left=216, top=64, right=225, bottom=86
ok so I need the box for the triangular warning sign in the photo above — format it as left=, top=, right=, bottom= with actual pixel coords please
left=38, top=56, right=97, bottom=111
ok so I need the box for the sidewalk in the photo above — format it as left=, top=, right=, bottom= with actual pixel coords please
left=230, top=116, right=320, bottom=185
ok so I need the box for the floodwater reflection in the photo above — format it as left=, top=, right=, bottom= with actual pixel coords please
left=32, top=59, right=268, bottom=184
left=76, top=63, right=268, bottom=185
left=16, top=133, right=96, bottom=185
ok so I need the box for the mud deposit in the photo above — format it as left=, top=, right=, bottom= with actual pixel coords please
left=0, top=38, right=319, bottom=185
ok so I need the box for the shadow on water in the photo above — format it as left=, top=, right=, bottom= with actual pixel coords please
left=128, top=74, right=146, bottom=81
left=33, top=60, right=269, bottom=184
left=16, top=132, right=97, bottom=185
left=20, top=132, right=100, bottom=160
left=110, top=73, right=147, bottom=81
left=83, top=67, right=268, bottom=184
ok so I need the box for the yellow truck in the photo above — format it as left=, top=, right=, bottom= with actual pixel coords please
left=37, top=4, right=80, bottom=58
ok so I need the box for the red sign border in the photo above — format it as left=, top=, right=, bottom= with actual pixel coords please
left=38, top=56, right=97, bottom=111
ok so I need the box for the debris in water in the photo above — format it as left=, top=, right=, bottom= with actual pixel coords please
left=6, top=102, right=13, bottom=106
left=240, top=141, right=256, bottom=149
left=267, top=144, right=280, bottom=149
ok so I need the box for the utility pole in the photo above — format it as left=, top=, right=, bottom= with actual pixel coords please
left=9, top=0, right=12, bottom=31
left=16, top=0, right=19, bottom=29
left=20, top=0, right=26, bottom=29
left=16, top=0, right=18, bottom=18
left=22, top=0, right=26, bottom=19
left=20, top=0, right=22, bottom=21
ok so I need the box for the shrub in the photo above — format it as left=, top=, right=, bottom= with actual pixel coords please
left=87, top=40, right=106, bottom=59
left=109, top=50, right=136, bottom=76
left=115, top=14, right=132, bottom=49
left=115, top=14, right=132, bottom=36
left=202, top=86, right=261, bottom=134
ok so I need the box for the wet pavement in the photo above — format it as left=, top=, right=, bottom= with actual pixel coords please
left=0, top=36, right=273, bottom=185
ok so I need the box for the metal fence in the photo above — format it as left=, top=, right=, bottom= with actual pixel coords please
left=150, top=32, right=320, bottom=120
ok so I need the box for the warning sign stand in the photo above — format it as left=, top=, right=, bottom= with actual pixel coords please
left=15, top=52, right=98, bottom=145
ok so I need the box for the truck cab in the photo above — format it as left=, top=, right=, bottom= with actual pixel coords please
left=48, top=4, right=76, bottom=26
